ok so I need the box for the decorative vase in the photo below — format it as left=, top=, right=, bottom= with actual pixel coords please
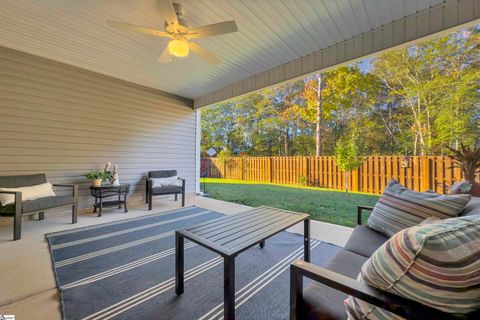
left=112, top=174, right=120, bottom=186
left=92, top=178, right=102, bottom=187
left=111, top=165, right=120, bottom=186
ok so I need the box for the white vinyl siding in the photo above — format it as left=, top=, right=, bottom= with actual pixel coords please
left=0, top=46, right=196, bottom=209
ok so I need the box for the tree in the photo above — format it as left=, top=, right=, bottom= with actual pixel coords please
left=201, top=26, right=479, bottom=158
left=271, top=80, right=306, bottom=156
left=371, top=26, right=479, bottom=155
left=335, top=131, right=365, bottom=192
left=303, top=73, right=325, bottom=155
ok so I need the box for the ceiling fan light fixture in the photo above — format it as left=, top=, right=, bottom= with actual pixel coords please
left=168, top=39, right=189, bottom=57
left=107, top=1, right=238, bottom=64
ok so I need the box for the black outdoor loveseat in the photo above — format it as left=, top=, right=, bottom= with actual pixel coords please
left=290, top=200, right=480, bottom=320
left=0, top=174, right=78, bottom=240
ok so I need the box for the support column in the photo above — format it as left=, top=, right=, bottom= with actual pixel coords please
left=195, top=110, right=201, bottom=194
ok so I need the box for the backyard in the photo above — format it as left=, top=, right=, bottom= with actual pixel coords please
left=201, top=178, right=379, bottom=227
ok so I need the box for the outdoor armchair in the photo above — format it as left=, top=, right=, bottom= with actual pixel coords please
left=0, top=174, right=78, bottom=240
left=145, top=170, right=185, bottom=210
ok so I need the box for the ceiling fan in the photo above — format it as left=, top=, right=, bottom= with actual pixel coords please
left=107, top=0, right=238, bottom=65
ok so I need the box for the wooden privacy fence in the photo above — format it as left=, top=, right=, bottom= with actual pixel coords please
left=200, top=156, right=476, bottom=195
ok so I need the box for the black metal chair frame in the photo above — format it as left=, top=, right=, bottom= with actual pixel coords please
left=145, top=173, right=185, bottom=210
left=290, top=206, right=480, bottom=320
left=0, top=184, right=78, bottom=240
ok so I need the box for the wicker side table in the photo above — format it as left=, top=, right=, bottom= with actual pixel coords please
left=89, top=184, right=130, bottom=217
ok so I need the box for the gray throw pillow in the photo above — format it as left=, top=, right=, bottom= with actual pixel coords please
left=460, top=197, right=480, bottom=216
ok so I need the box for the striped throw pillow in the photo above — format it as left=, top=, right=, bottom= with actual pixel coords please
left=345, top=215, right=480, bottom=319
left=367, top=180, right=471, bottom=237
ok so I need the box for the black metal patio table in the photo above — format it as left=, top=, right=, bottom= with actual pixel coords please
left=175, top=206, right=310, bottom=320
left=89, top=184, right=130, bottom=217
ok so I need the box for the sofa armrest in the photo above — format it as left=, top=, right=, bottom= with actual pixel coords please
left=290, top=260, right=474, bottom=320
left=52, top=184, right=78, bottom=199
left=0, top=190, right=23, bottom=195
left=0, top=191, right=22, bottom=217
left=52, top=183, right=76, bottom=188
left=177, top=177, right=185, bottom=188
left=357, top=205, right=374, bottom=225
left=0, top=190, right=23, bottom=203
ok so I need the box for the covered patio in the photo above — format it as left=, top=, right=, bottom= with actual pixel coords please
left=0, top=0, right=479, bottom=319
left=0, top=196, right=352, bottom=319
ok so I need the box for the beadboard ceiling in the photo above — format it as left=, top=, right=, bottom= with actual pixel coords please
left=0, top=0, right=445, bottom=100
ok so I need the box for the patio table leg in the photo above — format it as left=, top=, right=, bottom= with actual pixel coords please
left=98, top=198, right=103, bottom=217
left=304, top=219, right=310, bottom=262
left=175, top=232, right=184, bottom=295
left=224, top=255, right=235, bottom=320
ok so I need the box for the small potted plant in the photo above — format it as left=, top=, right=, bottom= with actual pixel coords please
left=85, top=170, right=106, bottom=187
left=447, top=143, right=480, bottom=197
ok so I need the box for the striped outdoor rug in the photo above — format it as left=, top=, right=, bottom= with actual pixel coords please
left=46, top=206, right=340, bottom=320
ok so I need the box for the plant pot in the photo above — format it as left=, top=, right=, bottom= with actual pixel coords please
left=92, top=178, right=103, bottom=187
left=448, top=180, right=480, bottom=197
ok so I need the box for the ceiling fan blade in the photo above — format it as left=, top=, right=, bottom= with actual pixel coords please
left=107, top=20, right=171, bottom=37
left=188, top=42, right=220, bottom=65
left=156, top=0, right=179, bottom=27
left=187, top=21, right=238, bottom=39
left=158, top=46, right=172, bottom=64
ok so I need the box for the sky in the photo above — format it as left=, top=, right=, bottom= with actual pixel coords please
left=351, top=25, right=479, bottom=74
left=357, top=57, right=373, bottom=73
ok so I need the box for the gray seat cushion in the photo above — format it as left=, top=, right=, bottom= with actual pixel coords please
left=459, top=197, right=480, bottom=216
left=0, top=174, right=47, bottom=188
left=302, top=250, right=368, bottom=320
left=151, top=186, right=182, bottom=195
left=343, top=225, right=389, bottom=258
left=22, top=196, right=74, bottom=213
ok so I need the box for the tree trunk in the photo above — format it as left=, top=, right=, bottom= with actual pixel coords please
left=315, top=73, right=325, bottom=156
left=386, top=102, right=393, bottom=153
left=345, top=171, right=349, bottom=193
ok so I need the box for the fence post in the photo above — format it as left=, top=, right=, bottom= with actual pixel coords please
left=223, top=161, right=227, bottom=179
left=351, top=169, right=359, bottom=192
left=304, top=157, right=309, bottom=186
left=269, top=158, right=273, bottom=183
left=242, top=158, right=245, bottom=181
left=421, top=157, right=431, bottom=191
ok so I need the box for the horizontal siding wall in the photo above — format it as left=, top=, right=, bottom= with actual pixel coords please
left=0, top=46, right=196, bottom=210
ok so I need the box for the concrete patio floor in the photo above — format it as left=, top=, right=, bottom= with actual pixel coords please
left=0, top=195, right=352, bottom=319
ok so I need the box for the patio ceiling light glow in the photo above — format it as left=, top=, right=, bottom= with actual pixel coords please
left=168, top=39, right=189, bottom=58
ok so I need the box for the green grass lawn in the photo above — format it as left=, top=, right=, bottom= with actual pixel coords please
left=201, top=178, right=379, bottom=227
